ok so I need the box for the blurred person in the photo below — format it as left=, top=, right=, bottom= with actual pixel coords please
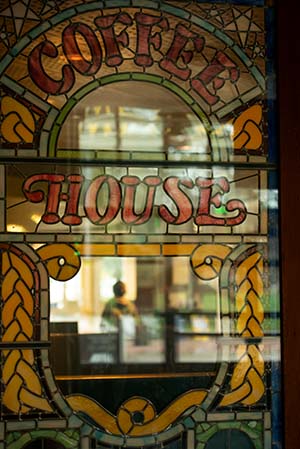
left=102, top=281, right=138, bottom=327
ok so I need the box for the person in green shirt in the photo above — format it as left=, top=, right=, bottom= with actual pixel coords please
left=102, top=281, right=138, bottom=328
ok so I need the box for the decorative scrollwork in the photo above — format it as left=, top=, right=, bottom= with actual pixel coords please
left=0, top=241, right=266, bottom=417
left=1, top=97, right=35, bottom=143
left=2, top=250, right=34, bottom=342
left=191, top=244, right=266, bottom=407
left=117, top=397, right=156, bottom=434
left=220, top=249, right=265, bottom=406
left=37, top=243, right=81, bottom=281
left=190, top=244, right=231, bottom=280
left=1, top=245, right=52, bottom=413
left=231, top=104, right=263, bottom=151
left=67, top=390, right=207, bottom=436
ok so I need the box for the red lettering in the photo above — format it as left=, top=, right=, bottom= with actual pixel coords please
left=159, top=177, right=194, bottom=224
left=195, top=177, right=225, bottom=220
left=122, top=176, right=161, bottom=224
left=61, top=175, right=84, bottom=225
left=62, top=23, right=102, bottom=75
left=191, top=51, right=239, bottom=105
left=23, top=174, right=65, bottom=224
left=94, top=13, right=132, bottom=67
left=23, top=174, right=84, bottom=225
left=134, top=13, right=169, bottom=67
left=160, top=24, right=204, bottom=80
left=195, top=177, right=246, bottom=225
left=28, top=41, right=75, bottom=95
left=22, top=173, right=247, bottom=229
left=223, top=199, right=247, bottom=226
left=84, top=176, right=121, bottom=224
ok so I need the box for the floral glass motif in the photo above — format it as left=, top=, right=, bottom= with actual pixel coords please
left=0, top=2, right=280, bottom=449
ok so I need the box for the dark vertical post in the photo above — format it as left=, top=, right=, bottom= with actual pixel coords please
left=165, top=257, right=176, bottom=369
left=278, top=1, right=300, bottom=448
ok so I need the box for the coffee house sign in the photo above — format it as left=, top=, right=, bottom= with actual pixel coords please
left=28, top=10, right=239, bottom=105
left=3, top=4, right=264, bottom=237
left=23, top=172, right=247, bottom=227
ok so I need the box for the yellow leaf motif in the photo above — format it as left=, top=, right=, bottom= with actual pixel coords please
left=232, top=104, right=263, bottom=151
left=1, top=97, right=35, bottom=143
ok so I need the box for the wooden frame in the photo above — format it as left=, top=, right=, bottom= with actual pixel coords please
left=278, top=1, right=300, bottom=448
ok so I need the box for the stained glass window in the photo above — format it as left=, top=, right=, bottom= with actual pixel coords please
left=0, top=1, right=280, bottom=449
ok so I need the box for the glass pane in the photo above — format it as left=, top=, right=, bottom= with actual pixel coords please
left=6, top=164, right=265, bottom=237
left=0, top=1, right=280, bottom=449
left=58, top=82, right=209, bottom=154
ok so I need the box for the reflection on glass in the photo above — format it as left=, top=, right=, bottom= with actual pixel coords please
left=50, top=256, right=220, bottom=374
left=57, top=82, right=209, bottom=153
left=6, top=164, right=268, bottom=237
left=49, top=255, right=280, bottom=376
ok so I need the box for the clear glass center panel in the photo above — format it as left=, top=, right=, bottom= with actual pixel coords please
left=49, top=255, right=223, bottom=373
left=57, top=81, right=210, bottom=154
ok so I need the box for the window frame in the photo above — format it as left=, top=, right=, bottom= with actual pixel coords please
left=278, top=2, right=300, bottom=448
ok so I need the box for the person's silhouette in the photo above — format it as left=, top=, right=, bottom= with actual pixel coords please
left=102, top=281, right=138, bottom=327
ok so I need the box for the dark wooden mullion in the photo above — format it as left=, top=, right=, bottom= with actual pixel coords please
left=277, top=1, right=300, bottom=448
